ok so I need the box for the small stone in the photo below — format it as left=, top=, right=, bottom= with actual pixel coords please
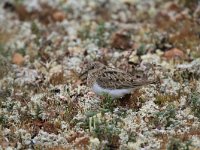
left=111, top=31, right=133, bottom=50
left=53, top=11, right=65, bottom=22
left=163, top=48, right=185, bottom=60
left=12, top=53, right=24, bottom=65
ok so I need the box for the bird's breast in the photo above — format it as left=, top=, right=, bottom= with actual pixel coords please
left=92, top=82, right=133, bottom=98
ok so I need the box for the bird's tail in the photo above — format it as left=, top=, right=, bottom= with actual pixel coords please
left=131, top=77, right=160, bottom=88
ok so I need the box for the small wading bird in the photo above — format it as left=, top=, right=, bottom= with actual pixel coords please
left=80, top=62, right=157, bottom=99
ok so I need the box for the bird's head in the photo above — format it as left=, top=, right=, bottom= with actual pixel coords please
left=79, top=61, right=105, bottom=81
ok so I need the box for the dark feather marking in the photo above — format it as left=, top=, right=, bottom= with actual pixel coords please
left=96, top=70, right=155, bottom=89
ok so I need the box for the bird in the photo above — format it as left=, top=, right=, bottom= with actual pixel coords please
left=80, top=61, right=157, bottom=99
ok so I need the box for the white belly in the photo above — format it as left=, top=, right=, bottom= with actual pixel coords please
left=92, top=82, right=133, bottom=98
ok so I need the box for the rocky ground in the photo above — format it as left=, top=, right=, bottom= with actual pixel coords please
left=0, top=0, right=200, bottom=149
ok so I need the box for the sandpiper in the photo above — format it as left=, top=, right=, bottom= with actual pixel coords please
left=80, top=62, right=156, bottom=99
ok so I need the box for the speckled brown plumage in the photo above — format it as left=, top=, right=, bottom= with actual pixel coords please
left=81, top=62, right=155, bottom=88
left=96, top=69, right=155, bottom=89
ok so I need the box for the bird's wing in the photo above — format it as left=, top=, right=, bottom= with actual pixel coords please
left=96, top=69, right=140, bottom=89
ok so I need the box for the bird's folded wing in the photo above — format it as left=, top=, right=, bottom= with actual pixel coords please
left=96, top=70, right=137, bottom=89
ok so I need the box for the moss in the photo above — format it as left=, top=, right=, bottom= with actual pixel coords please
left=155, top=94, right=179, bottom=106
left=0, top=89, right=11, bottom=103
left=173, top=69, right=199, bottom=82
left=188, top=92, right=200, bottom=120
left=0, top=115, right=7, bottom=126
left=128, top=132, right=137, bottom=143
left=0, top=55, right=10, bottom=79
left=78, top=22, right=111, bottom=47
left=79, top=109, right=122, bottom=149
left=95, top=22, right=107, bottom=47
left=34, top=104, right=43, bottom=120
left=100, top=94, right=118, bottom=112
left=31, top=21, right=42, bottom=45
left=0, top=44, right=10, bottom=57
left=178, top=0, right=199, bottom=8
left=167, top=138, right=192, bottom=150
left=92, top=116, right=121, bottom=149
left=78, top=23, right=92, bottom=40
left=136, top=44, right=147, bottom=56
left=153, top=104, right=176, bottom=128
left=65, top=100, right=79, bottom=124
left=14, top=0, right=25, bottom=5
left=16, top=48, right=26, bottom=56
